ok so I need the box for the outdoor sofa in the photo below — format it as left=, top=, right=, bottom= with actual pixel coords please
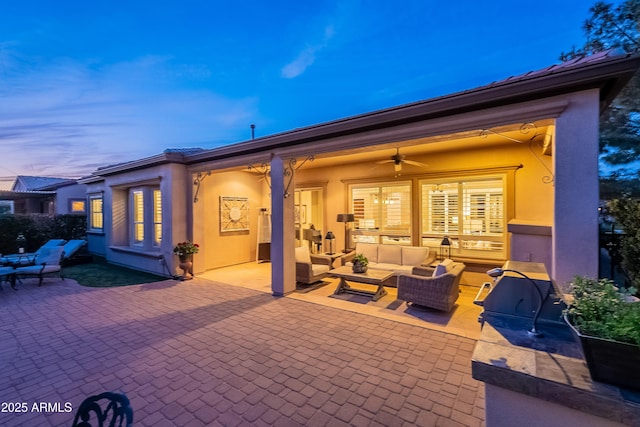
left=341, top=242, right=436, bottom=286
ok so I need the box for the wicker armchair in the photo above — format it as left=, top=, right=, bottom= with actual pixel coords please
left=397, top=262, right=465, bottom=312
left=295, top=246, right=333, bottom=285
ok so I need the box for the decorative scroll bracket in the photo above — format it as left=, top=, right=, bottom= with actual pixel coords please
left=193, top=171, right=211, bottom=203
left=249, top=154, right=314, bottom=199
left=480, top=123, right=554, bottom=185
left=283, top=155, right=314, bottom=198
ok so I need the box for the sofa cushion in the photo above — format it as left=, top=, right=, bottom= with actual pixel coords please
left=378, top=245, right=402, bottom=265
left=295, top=246, right=311, bottom=264
left=311, top=264, right=331, bottom=275
left=355, top=243, right=378, bottom=263
left=402, top=246, right=430, bottom=266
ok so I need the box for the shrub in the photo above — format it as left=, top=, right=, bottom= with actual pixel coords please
left=565, top=276, right=640, bottom=346
left=0, top=214, right=86, bottom=254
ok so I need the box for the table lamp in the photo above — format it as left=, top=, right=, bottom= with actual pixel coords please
left=440, top=236, right=451, bottom=260
left=325, top=231, right=335, bottom=255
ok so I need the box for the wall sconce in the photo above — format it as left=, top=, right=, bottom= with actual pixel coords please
left=325, top=231, right=335, bottom=255
left=337, top=214, right=355, bottom=253
left=440, top=236, right=451, bottom=260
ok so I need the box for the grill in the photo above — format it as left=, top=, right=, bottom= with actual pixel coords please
left=474, top=261, right=566, bottom=336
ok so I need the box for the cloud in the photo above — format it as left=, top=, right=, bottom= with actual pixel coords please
left=281, top=24, right=335, bottom=79
left=0, top=49, right=257, bottom=182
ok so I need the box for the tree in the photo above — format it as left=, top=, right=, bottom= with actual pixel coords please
left=561, top=1, right=640, bottom=191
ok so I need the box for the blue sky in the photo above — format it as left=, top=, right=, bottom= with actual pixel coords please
left=0, top=1, right=606, bottom=189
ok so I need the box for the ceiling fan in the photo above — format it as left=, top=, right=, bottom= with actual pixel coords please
left=376, top=148, right=428, bottom=172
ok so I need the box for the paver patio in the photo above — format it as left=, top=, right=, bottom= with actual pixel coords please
left=0, top=277, right=485, bottom=426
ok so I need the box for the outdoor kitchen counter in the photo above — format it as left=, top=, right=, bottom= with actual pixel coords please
left=471, top=314, right=640, bottom=427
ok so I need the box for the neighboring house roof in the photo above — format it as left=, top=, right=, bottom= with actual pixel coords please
left=12, top=175, right=77, bottom=192
left=85, top=50, right=640, bottom=177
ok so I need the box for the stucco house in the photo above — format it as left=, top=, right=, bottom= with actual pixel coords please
left=79, top=51, right=640, bottom=294
left=0, top=175, right=87, bottom=215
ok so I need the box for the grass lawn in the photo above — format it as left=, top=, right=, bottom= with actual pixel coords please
left=64, top=256, right=166, bottom=287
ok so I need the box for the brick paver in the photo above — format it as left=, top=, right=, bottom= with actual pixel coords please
left=0, top=277, right=485, bottom=426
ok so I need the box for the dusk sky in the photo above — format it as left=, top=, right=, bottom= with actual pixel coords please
left=0, top=1, right=610, bottom=189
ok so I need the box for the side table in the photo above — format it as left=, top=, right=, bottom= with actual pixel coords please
left=321, top=253, right=344, bottom=268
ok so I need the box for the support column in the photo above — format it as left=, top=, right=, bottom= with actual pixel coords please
left=553, top=90, right=600, bottom=289
left=270, top=154, right=296, bottom=296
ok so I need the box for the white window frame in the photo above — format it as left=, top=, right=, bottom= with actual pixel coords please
left=89, top=195, right=103, bottom=232
left=349, top=181, right=412, bottom=245
left=129, top=186, right=161, bottom=249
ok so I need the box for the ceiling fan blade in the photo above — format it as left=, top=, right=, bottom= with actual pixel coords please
left=376, top=159, right=394, bottom=164
left=403, top=159, right=429, bottom=168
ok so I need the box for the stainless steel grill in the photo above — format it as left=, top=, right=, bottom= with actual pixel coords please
left=474, top=261, right=566, bottom=334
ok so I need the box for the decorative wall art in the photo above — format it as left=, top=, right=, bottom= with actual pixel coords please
left=220, top=196, right=249, bottom=232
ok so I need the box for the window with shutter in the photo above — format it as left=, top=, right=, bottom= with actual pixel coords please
left=133, top=190, right=144, bottom=244
left=421, top=177, right=506, bottom=259
left=153, top=189, right=162, bottom=246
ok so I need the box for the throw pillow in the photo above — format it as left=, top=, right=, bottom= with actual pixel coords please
left=432, top=263, right=447, bottom=277
left=294, top=246, right=311, bottom=264
left=441, top=258, right=454, bottom=272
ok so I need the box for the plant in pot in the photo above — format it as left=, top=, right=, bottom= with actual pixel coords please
left=352, top=253, right=368, bottom=274
left=564, top=276, right=640, bottom=391
left=173, top=241, right=200, bottom=280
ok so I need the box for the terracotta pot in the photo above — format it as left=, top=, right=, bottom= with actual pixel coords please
left=178, top=254, right=193, bottom=280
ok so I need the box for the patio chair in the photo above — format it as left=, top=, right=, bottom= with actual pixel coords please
left=397, top=260, right=466, bottom=312
left=71, top=392, right=133, bottom=427
left=1, top=239, right=66, bottom=266
left=295, top=245, right=333, bottom=285
left=12, top=246, right=65, bottom=287
left=61, top=239, right=88, bottom=265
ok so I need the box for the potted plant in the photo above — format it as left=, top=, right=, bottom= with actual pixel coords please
left=352, top=253, right=368, bottom=274
left=564, top=276, right=640, bottom=391
left=173, top=241, right=200, bottom=280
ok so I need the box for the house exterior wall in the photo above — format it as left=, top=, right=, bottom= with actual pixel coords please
left=553, top=89, right=600, bottom=288
left=84, top=163, right=190, bottom=276
left=192, top=169, right=269, bottom=273
left=54, top=183, right=87, bottom=215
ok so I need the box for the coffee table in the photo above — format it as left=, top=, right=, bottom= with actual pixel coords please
left=329, top=266, right=393, bottom=302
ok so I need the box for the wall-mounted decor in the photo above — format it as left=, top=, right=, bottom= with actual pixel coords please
left=220, top=196, right=249, bottom=232
left=295, top=204, right=306, bottom=224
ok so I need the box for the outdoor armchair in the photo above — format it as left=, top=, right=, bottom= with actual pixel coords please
left=397, top=261, right=465, bottom=312
left=295, top=245, right=333, bottom=285
left=13, top=246, right=65, bottom=287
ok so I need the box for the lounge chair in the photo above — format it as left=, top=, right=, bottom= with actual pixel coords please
left=1, top=239, right=66, bottom=266
left=61, top=240, right=88, bottom=265
left=12, top=246, right=65, bottom=287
